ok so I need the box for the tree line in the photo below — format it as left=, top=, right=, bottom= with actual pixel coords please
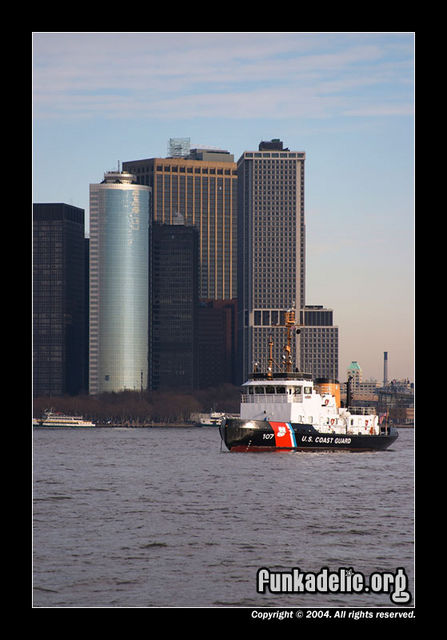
left=33, top=384, right=240, bottom=425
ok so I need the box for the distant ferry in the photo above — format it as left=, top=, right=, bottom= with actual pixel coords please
left=219, top=311, right=398, bottom=453
left=33, top=411, right=96, bottom=428
left=198, top=412, right=226, bottom=427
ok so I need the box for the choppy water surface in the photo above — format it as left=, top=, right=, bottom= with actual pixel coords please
left=33, top=427, right=414, bottom=608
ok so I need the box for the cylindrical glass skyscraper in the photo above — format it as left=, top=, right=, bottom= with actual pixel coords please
left=89, top=171, right=150, bottom=394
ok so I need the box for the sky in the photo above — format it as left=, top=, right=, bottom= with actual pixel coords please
left=32, top=32, right=415, bottom=382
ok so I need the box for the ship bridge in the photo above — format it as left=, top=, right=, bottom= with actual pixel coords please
left=240, top=372, right=337, bottom=423
left=242, top=372, right=314, bottom=403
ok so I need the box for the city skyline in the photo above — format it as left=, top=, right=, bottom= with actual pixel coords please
left=32, top=32, right=414, bottom=382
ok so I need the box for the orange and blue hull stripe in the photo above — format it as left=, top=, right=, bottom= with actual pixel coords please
left=269, top=421, right=297, bottom=448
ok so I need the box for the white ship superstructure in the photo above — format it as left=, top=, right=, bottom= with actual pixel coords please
left=240, top=376, right=379, bottom=437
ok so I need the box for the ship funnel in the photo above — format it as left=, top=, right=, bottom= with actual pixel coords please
left=315, top=378, right=340, bottom=408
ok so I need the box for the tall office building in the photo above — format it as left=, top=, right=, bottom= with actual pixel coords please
left=123, top=149, right=237, bottom=301
left=88, top=171, right=150, bottom=394
left=237, top=140, right=305, bottom=382
left=151, top=221, right=199, bottom=390
left=299, top=305, right=339, bottom=379
left=33, top=203, right=87, bottom=396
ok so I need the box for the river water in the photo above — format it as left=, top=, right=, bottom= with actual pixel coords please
left=33, top=426, right=414, bottom=609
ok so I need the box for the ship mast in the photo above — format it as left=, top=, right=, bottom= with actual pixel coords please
left=283, top=309, right=297, bottom=374
left=254, top=309, right=300, bottom=377
left=267, top=335, right=274, bottom=379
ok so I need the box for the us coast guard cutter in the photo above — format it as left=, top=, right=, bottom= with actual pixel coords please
left=219, top=311, right=398, bottom=452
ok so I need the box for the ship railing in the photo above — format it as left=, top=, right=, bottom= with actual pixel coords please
left=241, top=395, right=304, bottom=403
left=347, top=406, right=376, bottom=415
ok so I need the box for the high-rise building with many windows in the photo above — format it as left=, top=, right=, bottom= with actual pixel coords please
left=237, top=140, right=306, bottom=382
left=151, top=221, right=199, bottom=390
left=124, top=149, right=238, bottom=388
left=299, top=305, right=339, bottom=380
left=88, top=171, right=150, bottom=394
left=123, top=150, right=237, bottom=301
left=33, top=203, right=87, bottom=397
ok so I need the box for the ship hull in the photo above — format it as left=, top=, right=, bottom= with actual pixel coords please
left=34, top=424, right=95, bottom=428
left=219, top=418, right=398, bottom=452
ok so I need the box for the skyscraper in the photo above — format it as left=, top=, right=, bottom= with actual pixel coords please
left=33, top=203, right=87, bottom=396
left=237, top=140, right=305, bottom=381
left=88, top=171, right=150, bottom=394
left=151, top=221, right=199, bottom=390
left=123, top=149, right=237, bottom=301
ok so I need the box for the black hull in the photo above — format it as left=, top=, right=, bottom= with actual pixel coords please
left=219, top=418, right=398, bottom=452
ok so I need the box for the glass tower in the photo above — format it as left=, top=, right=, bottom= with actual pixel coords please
left=89, top=171, right=151, bottom=394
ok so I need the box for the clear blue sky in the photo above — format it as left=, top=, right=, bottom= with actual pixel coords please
left=32, top=32, right=414, bottom=382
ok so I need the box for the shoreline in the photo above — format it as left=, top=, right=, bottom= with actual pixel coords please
left=95, top=423, right=201, bottom=428
left=33, top=422, right=207, bottom=429
left=35, top=422, right=413, bottom=429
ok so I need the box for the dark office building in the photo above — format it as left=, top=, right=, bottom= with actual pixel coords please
left=33, top=203, right=87, bottom=396
left=197, top=299, right=237, bottom=388
left=151, top=222, right=199, bottom=391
